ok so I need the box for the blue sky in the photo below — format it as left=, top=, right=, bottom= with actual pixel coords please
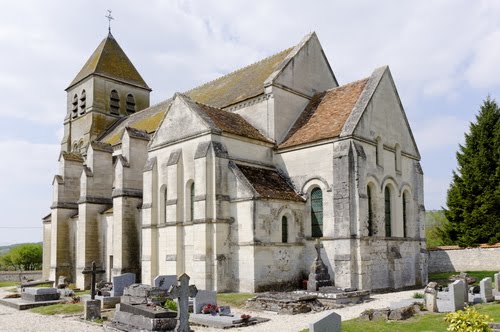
left=1, top=0, right=499, bottom=245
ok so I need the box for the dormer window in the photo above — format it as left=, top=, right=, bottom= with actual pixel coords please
left=72, top=94, right=78, bottom=118
left=110, top=90, right=120, bottom=114
left=126, top=94, right=136, bottom=113
left=79, top=90, right=86, bottom=115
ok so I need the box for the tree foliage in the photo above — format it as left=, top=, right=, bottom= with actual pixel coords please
left=444, top=97, right=500, bottom=246
left=0, top=243, right=43, bottom=271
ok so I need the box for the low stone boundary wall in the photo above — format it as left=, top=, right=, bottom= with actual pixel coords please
left=0, top=271, right=42, bottom=282
left=428, top=245, right=500, bottom=273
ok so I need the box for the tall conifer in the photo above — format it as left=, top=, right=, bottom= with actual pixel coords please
left=444, top=97, right=500, bottom=246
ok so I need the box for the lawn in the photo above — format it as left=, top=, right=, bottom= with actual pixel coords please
left=428, top=271, right=497, bottom=286
left=0, top=281, right=19, bottom=287
left=30, top=303, right=83, bottom=315
left=217, top=293, right=255, bottom=308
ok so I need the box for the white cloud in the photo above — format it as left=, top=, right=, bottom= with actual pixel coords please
left=413, top=116, right=468, bottom=153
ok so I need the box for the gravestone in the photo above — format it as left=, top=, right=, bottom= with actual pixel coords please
left=111, top=273, right=136, bottom=297
left=193, top=290, right=217, bottom=314
left=84, top=299, right=101, bottom=320
left=82, top=261, right=106, bottom=319
left=457, top=273, right=470, bottom=303
left=219, top=305, right=231, bottom=316
left=169, top=273, right=198, bottom=332
left=21, top=288, right=60, bottom=302
left=424, top=282, right=438, bottom=312
left=309, top=311, right=341, bottom=332
left=494, top=273, right=500, bottom=292
left=480, top=277, right=494, bottom=303
left=307, top=239, right=333, bottom=291
left=154, top=275, right=177, bottom=290
left=57, top=276, right=68, bottom=289
left=449, top=280, right=465, bottom=311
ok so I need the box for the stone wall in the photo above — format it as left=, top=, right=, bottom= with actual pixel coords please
left=428, top=245, right=500, bottom=273
left=0, top=271, right=43, bottom=282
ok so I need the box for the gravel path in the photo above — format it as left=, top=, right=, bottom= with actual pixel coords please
left=0, top=287, right=421, bottom=332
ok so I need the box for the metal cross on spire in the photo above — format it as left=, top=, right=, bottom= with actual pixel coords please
left=105, top=10, right=114, bottom=33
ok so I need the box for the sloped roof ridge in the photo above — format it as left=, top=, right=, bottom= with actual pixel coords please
left=183, top=47, right=294, bottom=96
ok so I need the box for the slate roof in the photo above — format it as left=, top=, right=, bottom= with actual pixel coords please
left=279, top=78, right=369, bottom=148
left=185, top=47, right=293, bottom=108
left=194, top=102, right=271, bottom=143
left=67, top=33, right=150, bottom=90
left=236, top=164, right=304, bottom=202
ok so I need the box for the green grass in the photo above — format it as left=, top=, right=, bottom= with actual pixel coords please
left=429, top=271, right=497, bottom=286
left=73, top=290, right=90, bottom=296
left=300, top=303, right=500, bottom=332
left=217, top=293, right=255, bottom=308
left=30, top=303, right=84, bottom=315
left=0, top=281, right=18, bottom=287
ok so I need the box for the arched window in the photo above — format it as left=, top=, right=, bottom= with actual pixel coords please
left=402, top=192, right=408, bottom=237
left=72, top=94, right=78, bottom=118
left=384, top=187, right=392, bottom=237
left=79, top=90, right=86, bottom=114
left=395, top=144, right=401, bottom=172
left=126, top=94, right=136, bottom=113
left=282, top=216, right=288, bottom=243
left=110, top=90, right=120, bottom=114
left=367, top=185, right=374, bottom=236
left=190, top=182, right=195, bottom=222
left=311, top=188, right=323, bottom=238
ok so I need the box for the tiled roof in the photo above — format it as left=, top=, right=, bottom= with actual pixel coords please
left=185, top=48, right=293, bottom=108
left=195, top=102, right=270, bottom=142
left=100, top=99, right=171, bottom=145
left=68, top=33, right=150, bottom=90
left=236, top=164, right=304, bottom=202
left=279, top=78, right=369, bottom=148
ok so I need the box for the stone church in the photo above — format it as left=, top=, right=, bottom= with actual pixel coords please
left=42, top=31, right=427, bottom=292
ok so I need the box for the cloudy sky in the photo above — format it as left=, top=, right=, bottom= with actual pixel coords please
left=1, top=0, right=499, bottom=245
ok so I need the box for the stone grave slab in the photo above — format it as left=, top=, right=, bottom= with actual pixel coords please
left=111, top=273, right=136, bottom=297
left=154, top=275, right=177, bottom=290
left=119, top=303, right=177, bottom=319
left=309, top=311, right=341, bottom=332
left=112, top=306, right=177, bottom=331
left=0, top=297, right=63, bottom=310
left=193, top=290, right=217, bottom=314
left=21, top=287, right=60, bottom=302
left=480, top=277, right=494, bottom=303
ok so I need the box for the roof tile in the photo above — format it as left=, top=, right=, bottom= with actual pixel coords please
left=279, top=78, right=369, bottom=148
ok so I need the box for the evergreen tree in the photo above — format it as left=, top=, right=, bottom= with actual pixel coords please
left=444, top=97, right=500, bottom=246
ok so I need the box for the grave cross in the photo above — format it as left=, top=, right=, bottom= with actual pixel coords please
left=82, top=261, right=105, bottom=300
left=169, top=273, right=198, bottom=332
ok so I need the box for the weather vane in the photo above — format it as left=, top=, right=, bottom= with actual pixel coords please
left=105, top=10, right=114, bottom=33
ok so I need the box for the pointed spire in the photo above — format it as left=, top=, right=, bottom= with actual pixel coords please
left=66, top=34, right=150, bottom=91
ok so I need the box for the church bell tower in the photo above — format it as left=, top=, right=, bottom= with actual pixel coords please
left=62, top=32, right=151, bottom=154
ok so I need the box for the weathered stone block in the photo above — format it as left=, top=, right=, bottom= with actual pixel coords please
left=309, top=311, right=341, bottom=332
left=84, top=299, right=101, bottom=320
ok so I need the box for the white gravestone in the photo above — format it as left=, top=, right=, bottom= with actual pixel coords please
left=480, top=277, right=494, bottom=303
left=494, top=273, right=500, bottom=292
left=193, top=290, right=217, bottom=314
left=309, top=311, right=341, bottom=332
left=449, top=280, right=466, bottom=311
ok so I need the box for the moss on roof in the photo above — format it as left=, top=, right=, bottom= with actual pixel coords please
left=185, top=47, right=293, bottom=108
left=102, top=100, right=169, bottom=145
left=279, top=78, right=369, bottom=149
left=68, top=33, right=150, bottom=90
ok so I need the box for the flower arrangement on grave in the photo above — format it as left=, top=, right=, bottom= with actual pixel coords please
left=202, top=303, right=219, bottom=314
left=240, top=314, right=252, bottom=324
